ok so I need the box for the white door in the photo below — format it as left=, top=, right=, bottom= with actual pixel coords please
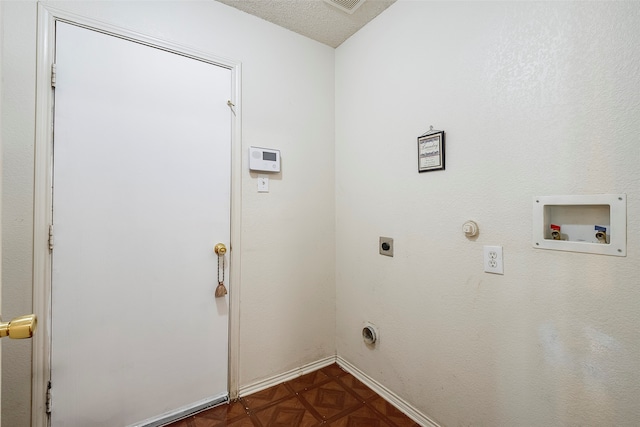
left=51, top=22, right=231, bottom=426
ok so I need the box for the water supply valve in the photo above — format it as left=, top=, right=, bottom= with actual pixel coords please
left=595, top=226, right=607, bottom=244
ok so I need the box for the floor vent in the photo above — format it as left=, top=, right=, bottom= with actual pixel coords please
left=323, top=0, right=366, bottom=14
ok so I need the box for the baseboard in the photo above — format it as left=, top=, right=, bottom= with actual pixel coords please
left=238, top=355, right=439, bottom=427
left=129, top=393, right=228, bottom=427
left=238, top=355, right=337, bottom=397
left=336, top=356, right=440, bottom=427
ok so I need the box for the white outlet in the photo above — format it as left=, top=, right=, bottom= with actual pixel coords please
left=483, top=245, right=504, bottom=275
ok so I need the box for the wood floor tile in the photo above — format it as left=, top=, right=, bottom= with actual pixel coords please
left=328, top=404, right=393, bottom=427
left=192, top=414, right=257, bottom=427
left=338, top=374, right=378, bottom=401
left=195, top=400, right=248, bottom=421
left=368, top=396, right=421, bottom=426
left=252, top=396, right=323, bottom=427
left=298, top=379, right=362, bottom=420
left=241, top=383, right=293, bottom=412
left=163, top=365, right=420, bottom=427
left=320, top=363, right=348, bottom=378
left=186, top=400, right=252, bottom=427
left=166, top=418, right=194, bottom=427
left=285, top=369, right=331, bottom=392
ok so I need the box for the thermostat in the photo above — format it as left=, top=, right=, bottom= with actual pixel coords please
left=249, top=146, right=280, bottom=172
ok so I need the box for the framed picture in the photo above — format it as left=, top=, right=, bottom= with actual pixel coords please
left=418, top=130, right=445, bottom=172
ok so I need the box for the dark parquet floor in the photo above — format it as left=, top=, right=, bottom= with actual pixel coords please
left=165, top=363, right=420, bottom=426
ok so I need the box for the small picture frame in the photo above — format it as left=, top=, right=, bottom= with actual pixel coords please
left=418, top=129, right=445, bottom=172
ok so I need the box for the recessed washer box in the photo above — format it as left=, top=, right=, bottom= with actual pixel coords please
left=533, top=194, right=626, bottom=256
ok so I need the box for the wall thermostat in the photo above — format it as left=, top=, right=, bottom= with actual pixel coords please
left=249, top=146, right=280, bottom=172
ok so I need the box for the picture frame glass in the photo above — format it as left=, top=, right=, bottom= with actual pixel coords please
left=418, top=131, right=444, bottom=172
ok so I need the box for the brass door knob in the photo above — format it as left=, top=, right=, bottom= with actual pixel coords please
left=0, top=314, right=37, bottom=339
left=214, top=243, right=227, bottom=256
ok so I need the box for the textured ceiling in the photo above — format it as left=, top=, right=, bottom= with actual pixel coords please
left=214, top=0, right=396, bottom=48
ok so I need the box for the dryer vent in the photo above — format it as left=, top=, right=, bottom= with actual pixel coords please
left=323, top=0, right=366, bottom=14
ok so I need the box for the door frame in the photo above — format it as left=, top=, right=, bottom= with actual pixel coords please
left=33, top=5, right=242, bottom=426
left=0, top=0, right=3, bottom=420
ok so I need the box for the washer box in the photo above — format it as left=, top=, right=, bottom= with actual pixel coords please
left=532, top=194, right=626, bottom=256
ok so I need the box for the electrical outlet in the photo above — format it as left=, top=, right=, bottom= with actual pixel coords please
left=483, top=245, right=504, bottom=274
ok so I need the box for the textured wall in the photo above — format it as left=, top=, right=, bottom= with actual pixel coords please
left=1, top=2, right=336, bottom=426
left=335, top=1, right=640, bottom=426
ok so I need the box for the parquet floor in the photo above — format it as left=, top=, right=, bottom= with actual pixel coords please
left=165, top=363, right=420, bottom=426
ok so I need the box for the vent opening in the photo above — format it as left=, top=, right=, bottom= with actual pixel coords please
left=323, top=0, right=366, bottom=14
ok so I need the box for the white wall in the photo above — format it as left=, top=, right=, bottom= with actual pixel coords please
left=335, top=1, right=640, bottom=426
left=1, top=2, right=336, bottom=426
left=5, top=1, right=640, bottom=426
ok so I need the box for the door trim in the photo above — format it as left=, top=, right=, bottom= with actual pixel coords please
left=33, top=5, right=242, bottom=426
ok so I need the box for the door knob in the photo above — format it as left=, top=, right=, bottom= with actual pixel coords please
left=214, top=243, right=227, bottom=256
left=214, top=243, right=228, bottom=297
left=0, top=314, right=37, bottom=339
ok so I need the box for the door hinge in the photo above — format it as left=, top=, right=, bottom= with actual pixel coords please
left=51, top=64, right=57, bottom=88
left=46, top=381, right=52, bottom=414
left=49, top=224, right=54, bottom=251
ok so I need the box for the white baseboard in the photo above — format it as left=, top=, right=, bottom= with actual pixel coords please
left=238, top=355, right=337, bottom=397
left=239, top=355, right=438, bottom=427
left=336, top=356, right=440, bottom=427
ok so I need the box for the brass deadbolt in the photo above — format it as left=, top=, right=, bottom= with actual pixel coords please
left=0, top=314, right=37, bottom=339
